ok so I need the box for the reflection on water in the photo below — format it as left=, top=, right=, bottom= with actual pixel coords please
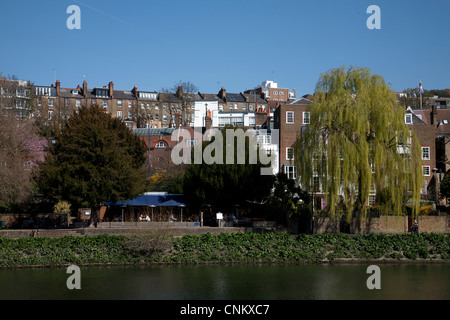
left=0, top=264, right=448, bottom=300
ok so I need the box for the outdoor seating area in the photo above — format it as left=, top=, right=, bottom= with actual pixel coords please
left=102, top=192, right=192, bottom=223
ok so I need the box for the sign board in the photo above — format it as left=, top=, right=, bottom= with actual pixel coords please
left=216, top=212, right=223, bottom=220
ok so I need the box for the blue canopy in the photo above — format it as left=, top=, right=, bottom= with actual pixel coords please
left=104, top=193, right=187, bottom=207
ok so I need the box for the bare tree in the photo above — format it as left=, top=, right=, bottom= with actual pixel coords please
left=0, top=114, right=46, bottom=210
left=160, top=81, right=198, bottom=127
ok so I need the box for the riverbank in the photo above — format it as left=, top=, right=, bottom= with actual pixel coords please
left=0, top=232, right=448, bottom=268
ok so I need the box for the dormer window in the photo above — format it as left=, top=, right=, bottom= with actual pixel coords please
left=95, top=88, right=108, bottom=97
left=72, top=90, right=78, bottom=95
left=405, top=114, right=412, bottom=124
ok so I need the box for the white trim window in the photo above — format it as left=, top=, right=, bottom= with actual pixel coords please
left=286, top=111, right=294, bottom=124
left=286, top=147, right=294, bottom=160
left=156, top=141, right=167, bottom=148
left=422, top=165, right=430, bottom=176
left=117, top=111, right=122, bottom=119
left=284, top=165, right=297, bottom=179
left=405, top=114, right=412, bottom=124
left=303, top=111, right=310, bottom=124
left=422, top=147, right=430, bottom=160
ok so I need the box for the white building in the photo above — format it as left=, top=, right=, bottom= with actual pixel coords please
left=193, top=100, right=256, bottom=128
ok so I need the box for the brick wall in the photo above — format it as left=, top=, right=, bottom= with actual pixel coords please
left=313, top=215, right=449, bottom=234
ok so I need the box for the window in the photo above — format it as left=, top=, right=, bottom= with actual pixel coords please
left=117, top=111, right=122, bottom=119
left=154, top=114, right=159, bottom=120
left=48, top=110, right=53, bottom=120
left=422, top=147, right=430, bottom=160
left=279, top=91, right=284, bottom=95
left=249, top=104, right=253, bottom=111
left=312, top=176, right=320, bottom=192
left=218, top=116, right=244, bottom=127
left=229, top=104, right=233, bottom=109
left=219, top=105, right=224, bottom=111
left=155, top=104, right=159, bottom=110
left=303, top=112, right=310, bottom=124
left=103, top=100, right=107, bottom=108
left=163, top=104, right=168, bottom=110
left=155, top=141, right=167, bottom=148
left=286, top=111, right=294, bottom=124
left=243, top=104, right=246, bottom=110
left=48, top=99, right=54, bottom=107
left=65, top=98, right=70, bottom=106
left=284, top=166, right=297, bottom=179
left=128, top=111, right=132, bottom=119
left=128, top=101, right=132, bottom=108
left=286, top=147, right=294, bottom=160
left=92, top=99, right=97, bottom=106
left=405, top=114, right=412, bottom=124
left=187, top=104, right=191, bottom=110
left=76, top=99, right=81, bottom=107
left=185, top=139, right=198, bottom=146
left=273, top=91, right=278, bottom=95
left=443, top=120, right=449, bottom=124
left=163, top=114, right=167, bottom=122
left=117, top=100, right=122, bottom=106
left=38, top=98, right=41, bottom=106
left=258, top=135, right=271, bottom=144
left=234, top=104, right=238, bottom=110
left=422, top=166, right=430, bottom=176
left=368, top=195, right=376, bottom=206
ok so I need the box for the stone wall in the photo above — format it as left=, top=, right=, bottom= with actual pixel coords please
left=313, top=215, right=449, bottom=234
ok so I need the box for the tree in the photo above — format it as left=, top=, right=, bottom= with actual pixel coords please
left=295, top=66, right=423, bottom=221
left=160, top=81, right=198, bottom=127
left=37, top=104, right=149, bottom=218
left=183, top=125, right=274, bottom=213
left=0, top=115, right=46, bottom=211
left=439, top=170, right=450, bottom=202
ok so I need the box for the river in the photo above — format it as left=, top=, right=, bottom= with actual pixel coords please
left=0, top=263, right=448, bottom=300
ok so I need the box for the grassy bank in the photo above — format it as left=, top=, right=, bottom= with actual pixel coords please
left=0, top=232, right=449, bottom=268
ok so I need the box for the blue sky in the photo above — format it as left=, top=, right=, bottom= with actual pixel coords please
left=1, top=0, right=449, bottom=96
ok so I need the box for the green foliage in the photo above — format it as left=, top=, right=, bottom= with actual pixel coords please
left=296, top=66, right=423, bottom=221
left=440, top=170, right=450, bottom=200
left=37, top=105, right=148, bottom=209
left=1, top=232, right=448, bottom=268
left=183, top=125, right=274, bottom=212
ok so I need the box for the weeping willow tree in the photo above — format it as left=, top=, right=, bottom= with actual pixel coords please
left=294, top=66, right=423, bottom=222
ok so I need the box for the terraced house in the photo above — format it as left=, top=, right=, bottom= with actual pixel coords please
left=32, top=80, right=199, bottom=130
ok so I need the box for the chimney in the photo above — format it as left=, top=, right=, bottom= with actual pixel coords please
left=205, top=114, right=212, bottom=131
left=432, top=103, right=438, bottom=125
left=219, top=87, right=226, bottom=101
left=176, top=86, right=183, bottom=99
left=56, top=80, right=60, bottom=95
left=83, top=80, right=88, bottom=97
left=109, top=81, right=114, bottom=98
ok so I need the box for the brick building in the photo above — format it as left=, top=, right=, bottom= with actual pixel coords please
left=273, top=96, right=312, bottom=179
left=32, top=81, right=199, bottom=130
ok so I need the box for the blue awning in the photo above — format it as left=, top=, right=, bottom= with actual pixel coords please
left=104, top=193, right=187, bottom=207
